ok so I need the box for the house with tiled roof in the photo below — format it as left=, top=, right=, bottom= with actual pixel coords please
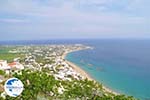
left=8, top=62, right=24, bottom=70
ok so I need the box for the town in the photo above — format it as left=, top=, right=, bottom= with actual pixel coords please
left=0, top=45, right=136, bottom=100
left=0, top=44, right=92, bottom=98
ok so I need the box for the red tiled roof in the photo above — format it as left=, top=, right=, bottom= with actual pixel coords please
left=8, top=62, right=17, bottom=67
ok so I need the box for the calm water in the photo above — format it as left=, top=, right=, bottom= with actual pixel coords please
left=65, top=39, right=150, bottom=100
left=1, top=39, right=150, bottom=99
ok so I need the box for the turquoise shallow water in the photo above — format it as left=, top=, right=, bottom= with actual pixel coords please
left=1, top=39, right=150, bottom=99
left=66, top=40, right=150, bottom=100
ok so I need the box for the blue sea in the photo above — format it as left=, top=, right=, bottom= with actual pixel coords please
left=65, top=39, right=150, bottom=100
left=1, top=39, right=150, bottom=99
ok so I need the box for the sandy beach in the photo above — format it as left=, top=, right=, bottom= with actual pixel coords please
left=62, top=50, right=119, bottom=95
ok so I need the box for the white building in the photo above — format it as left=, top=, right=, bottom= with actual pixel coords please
left=0, top=60, right=11, bottom=70
left=8, top=62, right=24, bottom=70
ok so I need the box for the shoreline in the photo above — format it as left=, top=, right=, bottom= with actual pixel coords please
left=62, top=49, right=119, bottom=95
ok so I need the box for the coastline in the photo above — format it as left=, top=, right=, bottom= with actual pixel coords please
left=62, top=49, right=119, bottom=95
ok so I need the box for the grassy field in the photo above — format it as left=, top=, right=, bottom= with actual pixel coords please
left=0, top=46, right=24, bottom=62
left=0, top=53, right=24, bottom=62
left=0, top=47, right=10, bottom=53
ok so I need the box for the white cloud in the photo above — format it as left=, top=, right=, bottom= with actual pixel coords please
left=0, top=0, right=149, bottom=39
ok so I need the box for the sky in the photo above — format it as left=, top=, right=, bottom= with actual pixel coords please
left=0, top=0, right=150, bottom=40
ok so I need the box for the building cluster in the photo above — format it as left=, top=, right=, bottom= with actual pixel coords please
left=22, top=45, right=89, bottom=80
left=0, top=44, right=91, bottom=95
left=0, top=44, right=91, bottom=81
left=0, top=60, right=24, bottom=75
left=48, top=57, right=84, bottom=81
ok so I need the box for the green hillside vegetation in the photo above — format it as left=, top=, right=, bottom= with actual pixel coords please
left=2, top=70, right=137, bottom=100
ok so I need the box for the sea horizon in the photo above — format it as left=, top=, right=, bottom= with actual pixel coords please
left=0, top=38, right=150, bottom=45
